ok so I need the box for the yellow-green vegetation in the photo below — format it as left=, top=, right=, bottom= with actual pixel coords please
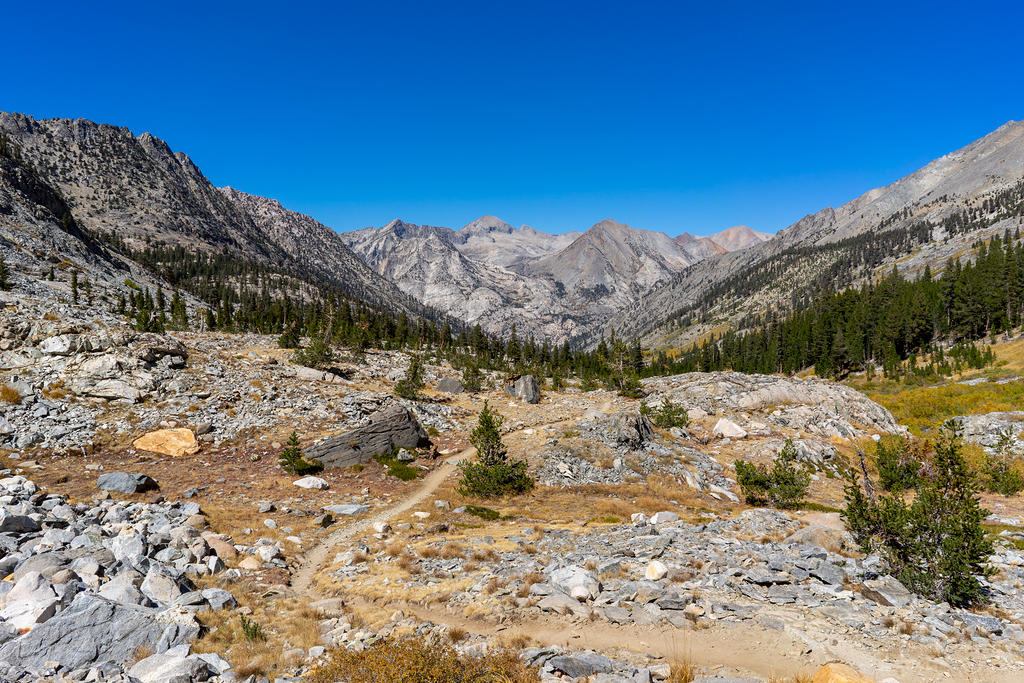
left=862, top=380, right=1024, bottom=435
left=308, top=638, right=538, bottom=683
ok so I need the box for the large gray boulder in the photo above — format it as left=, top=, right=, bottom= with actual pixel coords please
left=306, top=404, right=431, bottom=468
left=0, top=593, right=199, bottom=671
left=436, top=377, right=464, bottom=394
left=97, top=472, right=159, bottom=494
left=504, top=374, right=540, bottom=404
left=607, top=412, right=654, bottom=448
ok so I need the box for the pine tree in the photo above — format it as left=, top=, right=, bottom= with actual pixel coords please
left=457, top=401, right=533, bottom=497
left=278, top=432, right=322, bottom=475
left=70, top=269, right=79, bottom=304
left=843, top=424, right=992, bottom=606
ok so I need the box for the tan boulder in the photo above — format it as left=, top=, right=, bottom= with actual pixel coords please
left=812, top=663, right=873, bottom=683
left=204, top=536, right=238, bottom=560
left=132, top=428, right=199, bottom=457
left=238, top=556, right=261, bottom=570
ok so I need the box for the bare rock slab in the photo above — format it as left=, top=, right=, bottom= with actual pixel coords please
left=306, top=405, right=430, bottom=467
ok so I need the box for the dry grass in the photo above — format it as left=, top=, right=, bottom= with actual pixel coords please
left=0, top=384, right=21, bottom=404
left=768, top=674, right=813, bottom=683
left=307, top=638, right=538, bottom=683
left=864, top=379, right=1024, bottom=435
left=194, top=580, right=321, bottom=678
left=516, top=572, right=544, bottom=597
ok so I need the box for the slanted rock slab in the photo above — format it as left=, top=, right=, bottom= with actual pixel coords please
left=133, top=428, right=199, bottom=457
left=306, top=405, right=431, bottom=468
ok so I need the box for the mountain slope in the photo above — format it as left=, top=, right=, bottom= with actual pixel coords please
left=342, top=219, right=581, bottom=342
left=343, top=217, right=715, bottom=344
left=0, top=112, right=427, bottom=318
left=615, top=119, right=1024, bottom=349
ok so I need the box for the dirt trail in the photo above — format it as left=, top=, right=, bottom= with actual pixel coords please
left=290, top=447, right=474, bottom=595
left=291, top=402, right=601, bottom=595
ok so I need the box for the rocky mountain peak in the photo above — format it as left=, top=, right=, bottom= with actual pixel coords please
left=707, top=225, right=773, bottom=251
left=459, top=215, right=515, bottom=235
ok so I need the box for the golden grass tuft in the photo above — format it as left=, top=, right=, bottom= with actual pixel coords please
left=307, top=638, right=538, bottom=683
left=0, top=384, right=21, bottom=405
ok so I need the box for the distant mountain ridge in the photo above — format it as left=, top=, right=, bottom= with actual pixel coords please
left=341, top=215, right=767, bottom=344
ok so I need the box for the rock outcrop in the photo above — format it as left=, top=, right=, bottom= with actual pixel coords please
left=505, top=375, right=540, bottom=404
left=306, top=404, right=431, bottom=467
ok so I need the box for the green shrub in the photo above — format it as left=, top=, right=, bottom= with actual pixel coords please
left=734, top=440, right=809, bottom=509
left=842, top=423, right=992, bottom=606
left=457, top=401, right=534, bottom=498
left=277, top=432, right=323, bottom=476
left=464, top=505, right=500, bottom=520
left=983, top=453, right=1024, bottom=495
left=239, top=615, right=265, bottom=642
left=875, top=435, right=921, bottom=492
left=461, top=362, right=482, bottom=392
left=293, top=332, right=334, bottom=369
left=0, top=254, right=10, bottom=291
left=374, top=453, right=418, bottom=481
left=277, top=325, right=300, bottom=349
left=642, top=397, right=689, bottom=428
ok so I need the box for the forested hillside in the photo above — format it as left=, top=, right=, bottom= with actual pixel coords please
left=649, top=230, right=1024, bottom=379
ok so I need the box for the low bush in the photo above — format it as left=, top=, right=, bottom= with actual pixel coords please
left=734, top=439, right=810, bottom=509
left=458, top=401, right=534, bottom=498
left=983, top=453, right=1024, bottom=495
left=464, top=505, right=500, bottom=520
left=374, top=453, right=418, bottom=481
left=394, top=355, right=425, bottom=400
left=875, top=435, right=921, bottom=492
left=293, top=333, right=334, bottom=369
left=641, top=397, right=689, bottom=428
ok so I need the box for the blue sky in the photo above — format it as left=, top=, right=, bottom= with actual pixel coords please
left=3, top=1, right=1022, bottom=236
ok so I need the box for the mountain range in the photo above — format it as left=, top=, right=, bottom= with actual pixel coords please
left=341, top=218, right=770, bottom=343
left=2, top=110, right=1022, bottom=350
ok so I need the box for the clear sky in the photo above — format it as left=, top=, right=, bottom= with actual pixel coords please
left=3, top=1, right=1022, bottom=236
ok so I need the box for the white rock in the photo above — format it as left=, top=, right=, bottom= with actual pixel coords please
left=649, top=511, right=679, bottom=524
left=645, top=560, right=668, bottom=581
left=293, top=476, right=329, bottom=490
left=549, top=565, right=600, bottom=601
left=630, top=512, right=649, bottom=525
left=713, top=418, right=747, bottom=439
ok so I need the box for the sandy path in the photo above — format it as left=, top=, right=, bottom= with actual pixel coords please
left=290, top=448, right=473, bottom=595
